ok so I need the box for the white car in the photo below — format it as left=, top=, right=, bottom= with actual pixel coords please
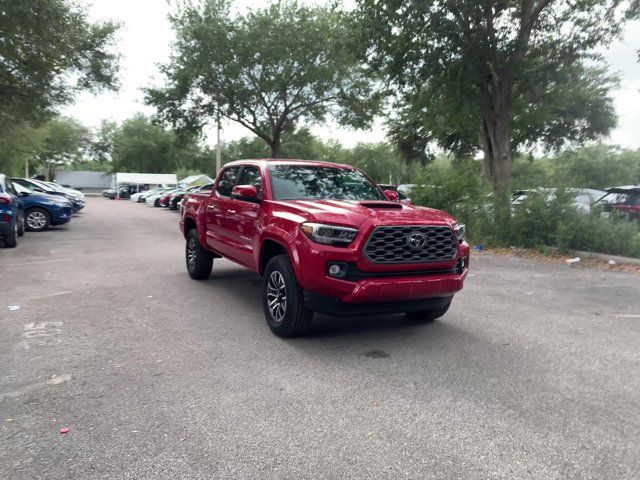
left=130, top=191, right=149, bottom=202
left=145, top=191, right=172, bottom=207
left=43, top=181, right=85, bottom=200
left=511, top=188, right=606, bottom=214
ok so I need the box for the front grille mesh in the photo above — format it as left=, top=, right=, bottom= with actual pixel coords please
left=364, top=226, right=458, bottom=263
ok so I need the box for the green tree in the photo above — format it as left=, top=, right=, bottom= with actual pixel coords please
left=358, top=0, right=635, bottom=218
left=551, top=144, right=640, bottom=189
left=109, top=115, right=208, bottom=174
left=89, top=120, right=119, bottom=165
left=0, top=124, right=47, bottom=175
left=36, top=117, right=89, bottom=180
left=148, top=0, right=380, bottom=157
left=0, top=0, right=119, bottom=130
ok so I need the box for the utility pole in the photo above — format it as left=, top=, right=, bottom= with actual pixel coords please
left=215, top=109, right=222, bottom=175
left=25, top=158, right=29, bottom=178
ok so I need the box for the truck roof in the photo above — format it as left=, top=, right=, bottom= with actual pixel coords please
left=223, top=158, right=354, bottom=169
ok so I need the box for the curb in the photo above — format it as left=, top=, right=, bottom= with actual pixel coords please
left=568, top=250, right=640, bottom=266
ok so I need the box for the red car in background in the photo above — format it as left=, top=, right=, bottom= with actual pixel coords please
left=597, top=186, right=640, bottom=221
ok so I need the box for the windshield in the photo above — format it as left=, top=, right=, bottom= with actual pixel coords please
left=269, top=165, right=384, bottom=201
left=598, top=192, right=629, bottom=205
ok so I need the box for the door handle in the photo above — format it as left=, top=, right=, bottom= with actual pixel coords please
left=228, top=209, right=236, bottom=214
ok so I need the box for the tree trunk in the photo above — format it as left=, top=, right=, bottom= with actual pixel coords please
left=270, top=133, right=282, bottom=158
left=479, top=107, right=512, bottom=236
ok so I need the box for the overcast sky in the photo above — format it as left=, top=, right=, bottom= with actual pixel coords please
left=64, top=0, right=640, bottom=150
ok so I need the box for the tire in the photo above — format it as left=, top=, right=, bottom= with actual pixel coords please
left=25, top=208, right=51, bottom=232
left=17, top=215, right=24, bottom=237
left=405, top=300, right=452, bottom=322
left=154, top=199, right=160, bottom=207
left=262, top=255, right=313, bottom=337
left=186, top=229, right=214, bottom=279
left=3, top=219, right=18, bottom=248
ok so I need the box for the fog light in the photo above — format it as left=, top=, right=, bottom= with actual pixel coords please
left=327, top=262, right=348, bottom=279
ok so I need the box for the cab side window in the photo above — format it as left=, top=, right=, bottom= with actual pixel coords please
left=216, top=167, right=240, bottom=197
left=237, top=166, right=263, bottom=195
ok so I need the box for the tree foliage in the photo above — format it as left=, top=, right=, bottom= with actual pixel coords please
left=148, top=0, right=380, bottom=157
left=0, top=0, right=119, bottom=130
left=357, top=0, right=634, bottom=205
left=107, top=115, right=209, bottom=174
left=37, top=117, right=89, bottom=179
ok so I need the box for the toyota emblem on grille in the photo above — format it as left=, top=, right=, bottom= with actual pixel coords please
left=407, top=232, right=427, bottom=249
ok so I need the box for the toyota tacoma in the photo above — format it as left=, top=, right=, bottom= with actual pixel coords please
left=180, top=160, right=469, bottom=337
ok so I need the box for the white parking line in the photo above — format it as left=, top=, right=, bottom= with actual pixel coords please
left=24, top=291, right=73, bottom=300
left=1, top=258, right=71, bottom=267
left=615, top=314, right=640, bottom=318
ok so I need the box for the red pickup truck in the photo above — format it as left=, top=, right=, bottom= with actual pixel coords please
left=180, top=159, right=469, bottom=337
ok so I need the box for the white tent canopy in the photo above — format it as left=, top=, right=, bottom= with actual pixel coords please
left=179, top=174, right=215, bottom=187
left=114, top=173, right=177, bottom=186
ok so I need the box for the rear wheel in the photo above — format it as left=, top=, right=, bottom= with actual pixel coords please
left=25, top=208, right=51, bottom=232
left=263, top=255, right=313, bottom=337
left=405, top=300, right=451, bottom=322
left=186, top=229, right=214, bottom=279
left=3, top=220, right=18, bottom=247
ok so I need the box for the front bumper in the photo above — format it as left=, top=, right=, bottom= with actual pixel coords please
left=51, top=206, right=73, bottom=225
left=304, top=290, right=453, bottom=316
left=293, top=228, right=470, bottom=305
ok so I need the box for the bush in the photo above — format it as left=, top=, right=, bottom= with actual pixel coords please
left=557, top=212, right=640, bottom=258
left=413, top=176, right=640, bottom=258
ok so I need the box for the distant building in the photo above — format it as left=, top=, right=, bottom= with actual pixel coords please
left=55, top=171, right=112, bottom=193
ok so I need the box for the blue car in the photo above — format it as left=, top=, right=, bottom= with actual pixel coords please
left=12, top=181, right=73, bottom=232
left=13, top=177, right=85, bottom=212
left=0, top=174, right=24, bottom=247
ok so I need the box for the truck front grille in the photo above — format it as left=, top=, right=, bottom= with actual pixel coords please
left=364, top=225, right=458, bottom=264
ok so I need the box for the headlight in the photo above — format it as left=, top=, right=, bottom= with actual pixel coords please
left=454, top=223, right=466, bottom=242
left=301, top=222, right=358, bottom=245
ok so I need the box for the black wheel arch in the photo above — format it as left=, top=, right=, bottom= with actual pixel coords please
left=259, top=239, right=290, bottom=276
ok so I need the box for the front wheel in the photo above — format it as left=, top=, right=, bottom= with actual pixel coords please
left=17, top=215, right=24, bottom=237
left=25, top=208, right=51, bottom=232
left=186, top=229, right=214, bottom=279
left=405, top=300, right=452, bottom=322
left=263, top=255, right=313, bottom=337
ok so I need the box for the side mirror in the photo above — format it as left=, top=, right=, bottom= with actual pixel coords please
left=34, top=187, right=45, bottom=193
left=231, top=185, right=261, bottom=203
left=19, top=191, right=30, bottom=197
left=384, top=189, right=399, bottom=202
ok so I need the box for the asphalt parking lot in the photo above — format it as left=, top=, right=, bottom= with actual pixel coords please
left=1, top=197, right=639, bottom=479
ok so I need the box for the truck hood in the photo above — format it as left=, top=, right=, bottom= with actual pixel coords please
left=276, top=199, right=455, bottom=227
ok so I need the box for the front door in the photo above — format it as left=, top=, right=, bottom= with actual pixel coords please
left=225, top=165, right=264, bottom=269
left=205, top=166, right=241, bottom=259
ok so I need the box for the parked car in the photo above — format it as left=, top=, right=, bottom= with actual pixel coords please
left=135, top=187, right=168, bottom=203
left=147, top=188, right=180, bottom=207
left=41, top=181, right=85, bottom=200
left=378, top=184, right=413, bottom=204
left=13, top=182, right=73, bottom=231
left=130, top=190, right=150, bottom=202
left=596, top=186, right=640, bottom=220
left=14, top=177, right=85, bottom=211
left=181, top=159, right=469, bottom=337
left=105, top=186, right=138, bottom=199
left=170, top=184, right=214, bottom=210
left=511, top=188, right=606, bottom=214
left=0, top=174, right=24, bottom=247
